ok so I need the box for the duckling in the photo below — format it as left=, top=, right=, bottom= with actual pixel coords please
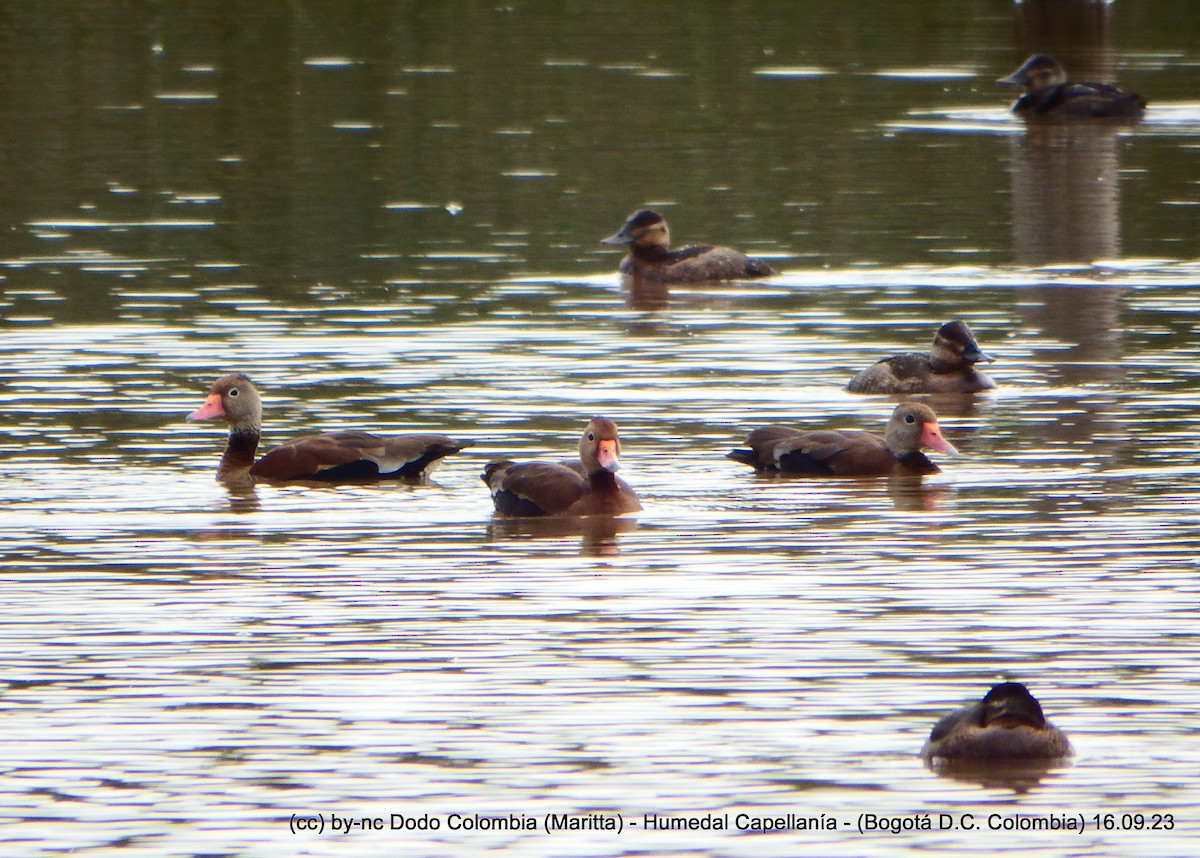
left=847, top=320, right=997, bottom=395
left=921, top=682, right=1073, bottom=762
left=600, top=210, right=775, bottom=282
left=728, top=401, right=957, bottom=477
left=998, top=54, right=1145, bottom=119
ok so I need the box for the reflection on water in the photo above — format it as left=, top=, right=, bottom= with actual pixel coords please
left=1007, top=124, right=1124, bottom=266
left=6, top=278, right=1200, bottom=854
left=486, top=515, right=638, bottom=557
left=925, top=759, right=1068, bottom=796
left=1013, top=0, right=1115, bottom=80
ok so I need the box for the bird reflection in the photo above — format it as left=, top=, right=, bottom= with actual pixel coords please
left=923, top=758, right=1069, bottom=795
left=919, top=392, right=995, bottom=421
left=485, top=515, right=637, bottom=557
left=887, top=476, right=954, bottom=513
left=621, top=274, right=761, bottom=314
left=625, top=275, right=671, bottom=312
left=221, top=482, right=262, bottom=512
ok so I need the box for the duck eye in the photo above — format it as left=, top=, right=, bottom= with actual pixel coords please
left=229, top=388, right=239, bottom=397
left=904, top=413, right=915, bottom=424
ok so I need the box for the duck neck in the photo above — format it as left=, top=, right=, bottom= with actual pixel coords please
left=893, top=450, right=937, bottom=474
left=629, top=242, right=673, bottom=262
left=928, top=338, right=961, bottom=372
left=589, top=468, right=619, bottom=493
left=218, top=427, right=260, bottom=481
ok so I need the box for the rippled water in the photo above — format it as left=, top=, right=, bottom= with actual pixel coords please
left=4, top=2, right=1200, bottom=856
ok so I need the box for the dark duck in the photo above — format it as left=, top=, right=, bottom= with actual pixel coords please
left=187, top=373, right=472, bottom=484
left=483, top=417, right=642, bottom=517
left=600, top=209, right=775, bottom=282
left=728, top=401, right=957, bottom=477
left=847, top=320, right=997, bottom=395
left=997, top=54, right=1145, bottom=119
left=921, top=682, right=1073, bottom=763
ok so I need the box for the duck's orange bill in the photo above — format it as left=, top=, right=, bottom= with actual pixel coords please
left=187, top=393, right=225, bottom=422
left=920, top=422, right=958, bottom=456
left=596, top=439, right=621, bottom=472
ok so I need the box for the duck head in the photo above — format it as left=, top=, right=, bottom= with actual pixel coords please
left=601, top=210, right=670, bottom=251
left=885, top=402, right=958, bottom=458
left=997, top=54, right=1067, bottom=92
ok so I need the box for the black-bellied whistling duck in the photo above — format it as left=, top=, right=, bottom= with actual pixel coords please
left=728, top=402, right=957, bottom=477
left=998, top=54, right=1145, bottom=119
left=921, top=682, right=1073, bottom=762
left=187, top=373, right=473, bottom=483
left=848, top=320, right=997, bottom=395
left=600, top=210, right=775, bottom=282
left=483, top=417, right=642, bottom=516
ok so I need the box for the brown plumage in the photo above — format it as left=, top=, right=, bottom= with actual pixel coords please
left=600, top=210, right=775, bottom=282
left=998, top=54, right=1145, bottom=119
left=848, top=320, right=997, bottom=395
left=186, top=373, right=473, bottom=483
left=728, top=402, right=957, bottom=476
left=921, top=682, right=1073, bottom=762
left=483, top=417, right=642, bottom=516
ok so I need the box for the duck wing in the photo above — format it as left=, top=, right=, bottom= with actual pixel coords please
left=484, top=460, right=589, bottom=516
left=729, top=425, right=804, bottom=469
left=251, top=431, right=471, bottom=481
left=772, top=429, right=896, bottom=476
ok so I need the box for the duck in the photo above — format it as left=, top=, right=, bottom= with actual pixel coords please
left=483, top=417, right=642, bottom=516
left=847, top=320, right=997, bottom=395
left=997, top=54, right=1145, bottom=119
left=600, top=210, right=776, bottom=282
left=728, top=401, right=957, bottom=476
left=187, top=372, right=473, bottom=483
left=921, top=682, right=1073, bottom=762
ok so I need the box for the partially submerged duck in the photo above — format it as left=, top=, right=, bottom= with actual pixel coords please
left=998, top=54, right=1145, bottom=119
left=483, top=417, right=642, bottom=516
left=847, top=320, right=997, bottom=395
left=728, top=401, right=957, bottom=477
left=921, top=682, right=1073, bottom=763
left=187, top=373, right=472, bottom=483
left=600, top=209, right=775, bottom=282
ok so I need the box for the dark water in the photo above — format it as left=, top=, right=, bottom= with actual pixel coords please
left=3, top=2, right=1200, bottom=855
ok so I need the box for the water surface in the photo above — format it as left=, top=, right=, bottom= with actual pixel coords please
left=3, top=2, right=1200, bottom=856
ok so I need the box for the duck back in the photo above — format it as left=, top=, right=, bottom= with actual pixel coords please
left=848, top=354, right=996, bottom=395
left=621, top=244, right=775, bottom=282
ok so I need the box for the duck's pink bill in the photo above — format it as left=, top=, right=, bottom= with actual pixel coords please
left=596, top=439, right=621, bottom=472
left=187, top=393, right=225, bottom=422
left=921, top=422, right=958, bottom=456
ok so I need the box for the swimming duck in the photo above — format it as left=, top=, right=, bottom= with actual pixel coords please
left=187, top=373, right=473, bottom=483
left=921, top=682, right=1073, bottom=762
left=483, top=417, right=642, bottom=516
left=847, top=320, right=997, bottom=395
left=997, top=54, right=1145, bottom=119
left=728, top=401, right=957, bottom=476
left=600, top=210, right=776, bottom=282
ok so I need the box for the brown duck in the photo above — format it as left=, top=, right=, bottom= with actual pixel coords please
left=600, top=210, right=775, bottom=282
left=921, top=682, right=1073, bottom=762
left=847, top=320, right=997, bottom=395
left=483, top=417, right=642, bottom=516
left=728, top=402, right=957, bottom=476
left=187, top=373, right=473, bottom=483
